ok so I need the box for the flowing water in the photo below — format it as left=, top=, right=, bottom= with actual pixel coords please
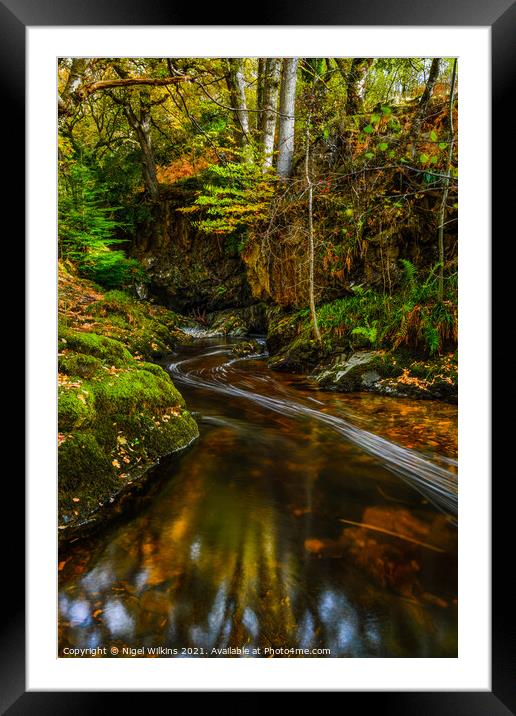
left=58, top=337, right=458, bottom=658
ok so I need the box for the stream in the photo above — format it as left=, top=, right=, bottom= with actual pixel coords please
left=58, top=337, right=458, bottom=658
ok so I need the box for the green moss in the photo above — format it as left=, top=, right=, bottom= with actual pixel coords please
left=58, top=431, right=116, bottom=497
left=58, top=353, right=103, bottom=379
left=139, top=361, right=169, bottom=377
left=58, top=270, right=201, bottom=537
left=122, top=410, right=198, bottom=458
left=59, top=327, right=133, bottom=367
left=93, top=368, right=185, bottom=414
left=102, top=289, right=133, bottom=305
left=58, top=386, right=96, bottom=431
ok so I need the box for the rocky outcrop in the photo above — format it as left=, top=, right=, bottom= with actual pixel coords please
left=314, top=351, right=389, bottom=391
left=132, top=187, right=254, bottom=313
left=313, top=350, right=457, bottom=403
left=206, top=303, right=268, bottom=336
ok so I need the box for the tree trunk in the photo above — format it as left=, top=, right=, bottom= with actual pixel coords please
left=256, top=58, right=266, bottom=133
left=226, top=59, right=250, bottom=150
left=410, top=58, right=441, bottom=149
left=261, top=58, right=282, bottom=169
left=346, top=58, right=373, bottom=115
left=437, top=59, right=457, bottom=302
left=58, top=58, right=88, bottom=115
left=334, top=58, right=350, bottom=83
left=124, top=102, right=159, bottom=200
left=277, top=58, right=298, bottom=178
left=305, top=113, right=322, bottom=345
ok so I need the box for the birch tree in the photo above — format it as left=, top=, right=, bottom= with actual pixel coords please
left=260, top=58, right=282, bottom=169
left=277, top=58, right=298, bottom=178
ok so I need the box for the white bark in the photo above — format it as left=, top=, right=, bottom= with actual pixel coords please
left=261, top=58, right=282, bottom=169
left=277, top=58, right=298, bottom=178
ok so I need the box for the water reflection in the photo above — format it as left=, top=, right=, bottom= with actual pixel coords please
left=59, top=339, right=457, bottom=657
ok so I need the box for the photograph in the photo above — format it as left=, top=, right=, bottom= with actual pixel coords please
left=56, top=55, right=459, bottom=659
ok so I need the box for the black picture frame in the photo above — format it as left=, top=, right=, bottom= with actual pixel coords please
left=7, top=0, right=514, bottom=710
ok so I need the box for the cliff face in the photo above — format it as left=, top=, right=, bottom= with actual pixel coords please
left=241, top=170, right=457, bottom=309
left=132, top=187, right=254, bottom=314
left=133, top=171, right=456, bottom=314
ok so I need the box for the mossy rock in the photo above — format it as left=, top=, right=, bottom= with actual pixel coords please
left=59, top=431, right=116, bottom=498
left=93, top=368, right=184, bottom=413
left=139, top=361, right=169, bottom=377
left=231, top=340, right=263, bottom=357
left=58, top=353, right=103, bottom=379
left=58, top=385, right=96, bottom=431
left=58, top=271, right=202, bottom=541
left=58, top=363, right=198, bottom=538
left=59, top=328, right=133, bottom=367
left=268, top=334, right=325, bottom=372
left=314, top=351, right=401, bottom=391
left=87, top=289, right=182, bottom=358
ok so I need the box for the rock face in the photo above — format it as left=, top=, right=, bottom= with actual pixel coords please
left=207, top=304, right=268, bottom=336
left=132, top=188, right=254, bottom=313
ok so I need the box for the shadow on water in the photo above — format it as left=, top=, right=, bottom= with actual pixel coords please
left=59, top=337, right=458, bottom=657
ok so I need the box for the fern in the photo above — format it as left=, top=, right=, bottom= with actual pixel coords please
left=351, top=323, right=378, bottom=346
left=400, top=258, right=417, bottom=288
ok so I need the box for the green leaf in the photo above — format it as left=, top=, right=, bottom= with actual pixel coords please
left=438, top=142, right=448, bottom=150
left=364, top=152, right=375, bottom=159
left=370, top=113, right=381, bottom=124
left=430, top=130, right=438, bottom=142
left=363, top=124, right=374, bottom=134
left=419, top=153, right=430, bottom=164
left=378, top=142, right=389, bottom=151
left=381, top=106, right=392, bottom=115
left=430, top=156, right=438, bottom=164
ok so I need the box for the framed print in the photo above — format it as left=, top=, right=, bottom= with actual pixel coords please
left=7, top=0, right=514, bottom=709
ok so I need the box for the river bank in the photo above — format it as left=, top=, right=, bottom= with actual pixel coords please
left=190, top=304, right=458, bottom=403
left=58, top=263, right=199, bottom=543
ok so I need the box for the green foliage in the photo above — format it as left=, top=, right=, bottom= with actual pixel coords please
left=351, top=322, right=378, bottom=346
left=59, top=161, right=146, bottom=288
left=179, top=160, right=276, bottom=238
left=301, top=263, right=457, bottom=355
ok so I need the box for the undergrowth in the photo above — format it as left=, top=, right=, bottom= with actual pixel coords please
left=299, top=260, right=457, bottom=355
